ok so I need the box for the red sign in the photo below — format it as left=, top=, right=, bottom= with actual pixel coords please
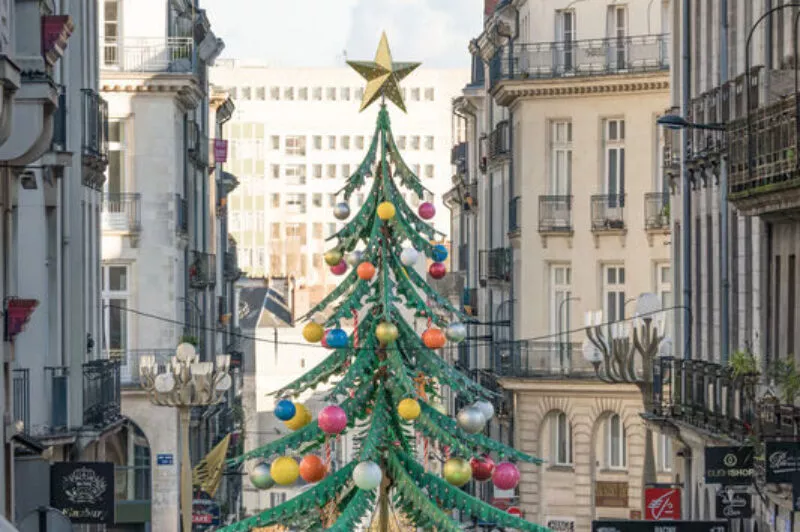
left=192, top=513, right=213, bottom=524
left=645, top=488, right=681, bottom=521
left=507, top=507, right=523, bottom=517
left=213, top=139, right=228, bottom=163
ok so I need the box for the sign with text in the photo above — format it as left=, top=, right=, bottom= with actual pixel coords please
left=546, top=517, right=575, bottom=531
left=156, top=453, right=173, bottom=466
left=766, top=441, right=800, bottom=483
left=704, top=446, right=754, bottom=485
left=715, top=489, right=752, bottom=519
left=592, top=521, right=729, bottom=532
left=193, top=497, right=221, bottom=530
left=213, top=139, right=228, bottom=163
left=644, top=487, right=681, bottom=520
left=50, top=462, right=114, bottom=524
left=595, top=481, right=629, bottom=508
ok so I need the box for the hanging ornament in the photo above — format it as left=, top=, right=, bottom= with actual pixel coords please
left=274, top=399, right=296, bottom=421
left=375, top=322, right=399, bottom=345
left=346, top=250, right=364, bottom=267
left=318, top=405, right=348, bottom=434
left=422, top=327, right=446, bottom=349
left=325, top=328, right=348, bottom=349
left=330, top=260, right=347, bottom=276
left=431, top=244, right=448, bottom=262
left=320, top=328, right=332, bottom=348
left=357, top=262, right=376, bottom=280
left=299, top=455, right=327, bottom=483
left=303, top=322, right=324, bottom=343
left=397, top=398, right=421, bottom=421
left=324, top=249, right=343, bottom=266
left=492, top=462, right=520, bottom=490
left=333, top=202, right=351, bottom=220
left=473, top=400, right=495, bottom=421
left=377, top=201, right=396, bottom=220
left=418, top=202, right=436, bottom=220
left=284, top=403, right=311, bottom=431
left=456, top=405, right=486, bottom=434
left=443, top=457, right=472, bottom=487
left=470, top=455, right=496, bottom=482
left=270, top=456, right=300, bottom=486
left=353, top=461, right=382, bottom=490
left=249, top=461, right=275, bottom=490
left=400, top=247, right=419, bottom=267
left=445, top=322, right=467, bottom=343
left=429, top=262, right=446, bottom=280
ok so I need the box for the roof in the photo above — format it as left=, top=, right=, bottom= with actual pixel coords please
left=238, top=287, right=268, bottom=330
left=258, top=282, right=293, bottom=328
left=237, top=283, right=294, bottom=330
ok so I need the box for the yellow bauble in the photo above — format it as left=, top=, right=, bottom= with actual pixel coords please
left=324, top=249, right=343, bottom=267
left=377, top=202, right=396, bottom=221
left=284, top=404, right=311, bottom=431
left=270, top=456, right=300, bottom=486
left=303, top=322, right=324, bottom=343
left=397, top=398, right=421, bottom=421
left=443, top=457, right=472, bottom=487
left=375, top=322, right=399, bottom=345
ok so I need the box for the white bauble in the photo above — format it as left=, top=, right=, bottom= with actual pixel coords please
left=346, top=250, right=364, bottom=267
left=353, top=461, right=382, bottom=490
left=400, top=248, right=419, bottom=267
left=473, top=400, right=495, bottom=421
left=445, top=323, right=467, bottom=343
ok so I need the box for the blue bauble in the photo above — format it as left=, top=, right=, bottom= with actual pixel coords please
left=431, top=244, right=448, bottom=263
left=326, top=328, right=349, bottom=349
left=275, top=399, right=296, bottom=421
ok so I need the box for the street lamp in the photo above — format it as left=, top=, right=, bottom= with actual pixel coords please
left=656, top=114, right=725, bottom=131
left=139, top=343, right=232, bottom=532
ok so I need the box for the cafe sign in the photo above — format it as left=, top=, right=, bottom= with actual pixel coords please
left=715, top=489, right=752, bottom=519
left=704, top=446, right=754, bottom=485
left=766, top=441, right=800, bottom=483
left=50, top=462, right=114, bottom=524
left=595, top=481, right=629, bottom=508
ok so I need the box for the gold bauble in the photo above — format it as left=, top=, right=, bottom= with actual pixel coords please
left=397, top=398, right=421, bottom=421
left=324, top=249, right=343, bottom=266
left=443, top=457, right=472, bottom=487
left=303, top=322, right=324, bottom=343
left=375, top=322, right=399, bottom=345
left=377, top=202, right=396, bottom=221
left=270, top=456, right=300, bottom=486
left=284, top=404, right=311, bottom=431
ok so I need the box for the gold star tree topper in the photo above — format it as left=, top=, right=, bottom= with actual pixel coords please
left=347, top=32, right=421, bottom=113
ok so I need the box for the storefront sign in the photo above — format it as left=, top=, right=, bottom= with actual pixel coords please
left=766, top=441, right=800, bottom=483
left=704, top=446, right=754, bottom=485
left=644, top=487, right=681, bottom=520
left=715, top=489, right=752, bottom=519
left=546, top=517, right=575, bottom=531
left=592, top=521, right=728, bottom=532
left=193, top=497, right=221, bottom=530
left=595, top=481, right=629, bottom=508
left=50, top=462, right=115, bottom=524
left=213, top=139, right=228, bottom=163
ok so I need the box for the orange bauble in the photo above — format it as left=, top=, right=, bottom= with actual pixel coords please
left=299, top=455, right=327, bottom=483
left=422, top=328, right=446, bottom=349
left=357, top=262, right=376, bottom=281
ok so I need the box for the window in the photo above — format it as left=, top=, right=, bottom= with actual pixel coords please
left=102, top=1, right=121, bottom=66
left=411, top=88, right=420, bottom=101
left=284, top=87, right=294, bottom=100
left=271, top=164, right=280, bottom=179
left=355, top=136, right=365, bottom=149
left=553, top=412, right=572, bottom=465
left=270, top=136, right=280, bottom=150
left=424, top=88, right=435, bottom=101
left=555, top=10, right=576, bottom=71
left=270, top=194, right=280, bottom=208
left=270, top=87, right=280, bottom=100
left=285, top=194, right=306, bottom=214
left=269, top=492, right=287, bottom=508
left=425, top=136, right=434, bottom=150
left=313, top=136, right=322, bottom=150
left=298, top=87, right=308, bottom=100
left=550, top=120, right=572, bottom=195
left=313, top=164, right=322, bottom=178
left=101, top=265, right=129, bottom=358
left=355, top=88, right=364, bottom=100
left=105, top=119, right=125, bottom=195
left=341, top=164, right=351, bottom=177
left=607, top=414, right=627, bottom=468
left=342, top=136, right=350, bottom=149
left=397, top=136, right=407, bottom=149
left=550, top=265, right=572, bottom=339
left=657, top=434, right=673, bottom=472
left=328, top=136, right=336, bottom=149
left=328, top=194, right=337, bottom=207
left=411, top=136, right=421, bottom=150
left=326, top=165, right=336, bottom=178
left=312, top=193, right=322, bottom=207
left=241, top=87, right=251, bottom=100
left=255, top=87, right=265, bottom=100
left=271, top=223, right=280, bottom=239
left=340, top=87, right=350, bottom=100
left=326, top=87, right=336, bottom=100
left=657, top=263, right=672, bottom=332
left=607, top=5, right=628, bottom=69
left=312, top=87, right=322, bottom=101
left=604, top=119, right=626, bottom=201
left=603, top=265, right=626, bottom=322
left=285, top=135, right=306, bottom=156
left=285, top=165, right=306, bottom=185
left=312, top=223, right=323, bottom=239
left=424, top=165, right=434, bottom=179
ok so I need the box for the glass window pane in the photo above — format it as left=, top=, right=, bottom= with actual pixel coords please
left=109, top=298, right=126, bottom=350
left=109, top=266, right=127, bottom=291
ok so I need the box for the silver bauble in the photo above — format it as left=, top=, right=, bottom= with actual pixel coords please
left=333, top=202, right=351, bottom=220
left=473, top=400, right=495, bottom=421
left=445, top=322, right=467, bottom=343
left=400, top=247, right=419, bottom=267
left=456, top=405, right=486, bottom=434
left=353, top=461, right=382, bottom=490
left=249, top=462, right=275, bottom=490
left=346, top=250, right=364, bottom=267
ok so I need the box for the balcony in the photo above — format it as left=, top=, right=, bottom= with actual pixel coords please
left=479, top=248, right=512, bottom=284
left=102, top=37, right=194, bottom=73
left=490, top=33, right=669, bottom=88
left=12, top=369, right=30, bottom=434
left=462, top=287, right=479, bottom=317
left=83, top=359, right=122, bottom=427
left=224, top=250, right=242, bottom=282
left=176, top=195, right=189, bottom=235
left=488, top=121, right=510, bottom=160
left=81, top=89, right=108, bottom=180
left=644, top=192, right=670, bottom=231
left=112, top=350, right=174, bottom=387
left=509, top=196, right=520, bottom=234
left=451, top=142, right=468, bottom=175
left=538, top=195, right=573, bottom=233
left=493, top=341, right=597, bottom=379
left=190, top=251, right=217, bottom=289
left=102, top=193, right=142, bottom=234
left=591, top=194, right=626, bottom=231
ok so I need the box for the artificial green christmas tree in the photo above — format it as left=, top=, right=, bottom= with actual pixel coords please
left=221, top=34, right=548, bottom=532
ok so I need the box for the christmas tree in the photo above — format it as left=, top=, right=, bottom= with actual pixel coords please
left=221, top=34, right=548, bottom=532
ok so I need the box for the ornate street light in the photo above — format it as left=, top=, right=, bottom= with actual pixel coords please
left=139, top=343, right=232, bottom=532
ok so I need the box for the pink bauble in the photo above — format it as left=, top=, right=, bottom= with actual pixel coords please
left=429, top=262, right=446, bottom=280
left=331, top=260, right=347, bottom=276
left=321, top=329, right=332, bottom=348
left=492, top=462, right=520, bottom=490
left=470, top=455, right=496, bottom=482
left=418, top=202, right=436, bottom=220
left=318, top=405, right=348, bottom=434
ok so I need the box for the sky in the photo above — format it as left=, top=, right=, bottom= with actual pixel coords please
left=203, top=0, right=484, bottom=69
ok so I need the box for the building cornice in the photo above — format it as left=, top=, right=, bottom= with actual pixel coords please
left=100, top=72, right=204, bottom=110
left=498, top=377, right=642, bottom=396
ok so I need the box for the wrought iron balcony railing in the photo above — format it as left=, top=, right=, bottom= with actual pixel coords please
left=81, top=89, right=109, bottom=163
left=538, top=195, right=573, bottom=232
left=176, top=195, right=189, bottom=235
left=109, top=350, right=174, bottom=386
left=492, top=341, right=597, bottom=379
left=102, top=37, right=194, bottom=73
left=591, top=194, right=626, bottom=231
left=102, top=193, right=142, bottom=233
left=644, top=192, right=670, bottom=231
left=12, top=369, right=29, bottom=434
left=83, top=359, right=122, bottom=427
left=488, top=121, right=510, bottom=159
left=479, top=248, right=512, bottom=284
left=509, top=196, right=520, bottom=233
left=190, top=250, right=217, bottom=289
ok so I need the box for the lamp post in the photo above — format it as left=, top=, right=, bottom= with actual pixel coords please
left=139, top=343, right=232, bottom=532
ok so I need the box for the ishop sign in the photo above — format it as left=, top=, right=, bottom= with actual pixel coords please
left=592, top=521, right=728, bottom=532
left=50, top=462, right=115, bottom=524
left=715, top=489, right=752, bottom=519
left=765, top=441, right=800, bottom=483
left=704, top=446, right=754, bottom=485
left=644, top=487, right=681, bottom=520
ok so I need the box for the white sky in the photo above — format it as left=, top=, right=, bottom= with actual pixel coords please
left=202, top=0, right=484, bottom=68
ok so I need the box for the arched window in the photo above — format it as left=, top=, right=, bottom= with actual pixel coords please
left=607, top=414, right=626, bottom=468
left=553, top=412, right=572, bottom=465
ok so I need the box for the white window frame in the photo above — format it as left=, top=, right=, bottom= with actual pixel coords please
left=607, top=413, right=627, bottom=469
left=555, top=9, right=576, bottom=71
left=284, top=87, right=294, bottom=101
left=105, top=119, right=126, bottom=195
left=284, top=165, right=306, bottom=185
left=553, top=411, right=573, bottom=466
left=425, top=136, right=435, bottom=150
left=285, top=135, right=306, bottom=156
left=550, top=120, right=572, bottom=196
left=603, top=265, right=626, bottom=322
left=657, top=433, right=673, bottom=472
left=607, top=5, right=629, bottom=69
left=101, top=264, right=130, bottom=360
left=355, top=136, right=365, bottom=149
left=603, top=118, right=626, bottom=199
left=298, top=87, right=308, bottom=100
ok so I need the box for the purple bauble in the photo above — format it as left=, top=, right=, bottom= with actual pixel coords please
left=418, top=202, right=436, bottom=220
left=492, top=462, right=520, bottom=490
left=331, top=260, right=347, bottom=276
left=318, top=405, right=348, bottom=434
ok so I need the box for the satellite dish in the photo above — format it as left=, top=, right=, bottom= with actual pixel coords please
left=17, top=507, right=72, bottom=532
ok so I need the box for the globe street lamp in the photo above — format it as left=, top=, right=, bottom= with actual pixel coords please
left=139, top=343, right=232, bottom=532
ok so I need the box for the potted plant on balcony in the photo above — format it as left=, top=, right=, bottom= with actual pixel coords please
left=660, top=202, right=670, bottom=226
left=180, top=334, right=199, bottom=347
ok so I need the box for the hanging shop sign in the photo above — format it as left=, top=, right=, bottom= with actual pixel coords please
left=213, top=139, right=228, bottom=163
left=715, top=489, right=752, bottom=519
left=592, top=521, right=728, bottom=532
left=644, top=487, right=681, bottom=520
left=50, top=462, right=115, bottom=524
left=546, top=517, right=576, bottom=531
left=704, top=446, right=753, bottom=485
left=595, top=481, right=629, bottom=508
left=765, top=441, right=800, bottom=483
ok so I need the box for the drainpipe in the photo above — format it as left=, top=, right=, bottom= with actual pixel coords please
left=720, top=0, right=730, bottom=364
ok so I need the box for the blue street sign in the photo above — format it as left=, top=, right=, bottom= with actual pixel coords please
left=157, top=454, right=174, bottom=465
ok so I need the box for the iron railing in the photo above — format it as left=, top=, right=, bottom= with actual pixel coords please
left=176, top=195, right=189, bottom=235
left=81, top=89, right=109, bottom=162
left=451, top=142, right=468, bottom=175
left=538, top=195, right=573, bottom=232
left=83, top=359, right=122, bottom=427
left=479, top=248, right=512, bottom=283
left=190, top=250, right=217, bottom=289
left=644, top=192, right=670, bottom=230
left=45, top=366, right=69, bottom=430
left=509, top=196, right=520, bottom=233
left=12, top=369, right=30, bottom=434
left=102, top=37, right=194, bottom=73
left=102, top=193, right=142, bottom=233
left=490, top=33, right=669, bottom=86
left=591, top=194, right=626, bottom=231
left=488, top=121, right=510, bottom=159
left=110, top=350, right=174, bottom=386
left=492, top=341, right=597, bottom=378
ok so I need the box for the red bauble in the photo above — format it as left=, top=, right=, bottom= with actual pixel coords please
left=422, top=327, right=446, bottom=349
left=299, top=455, right=326, bottom=483
left=330, top=260, right=347, bottom=276
left=470, top=455, right=496, bottom=482
left=320, top=329, right=332, bottom=348
left=429, top=262, right=446, bottom=279
left=419, top=202, right=436, bottom=220
left=357, top=262, right=376, bottom=280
